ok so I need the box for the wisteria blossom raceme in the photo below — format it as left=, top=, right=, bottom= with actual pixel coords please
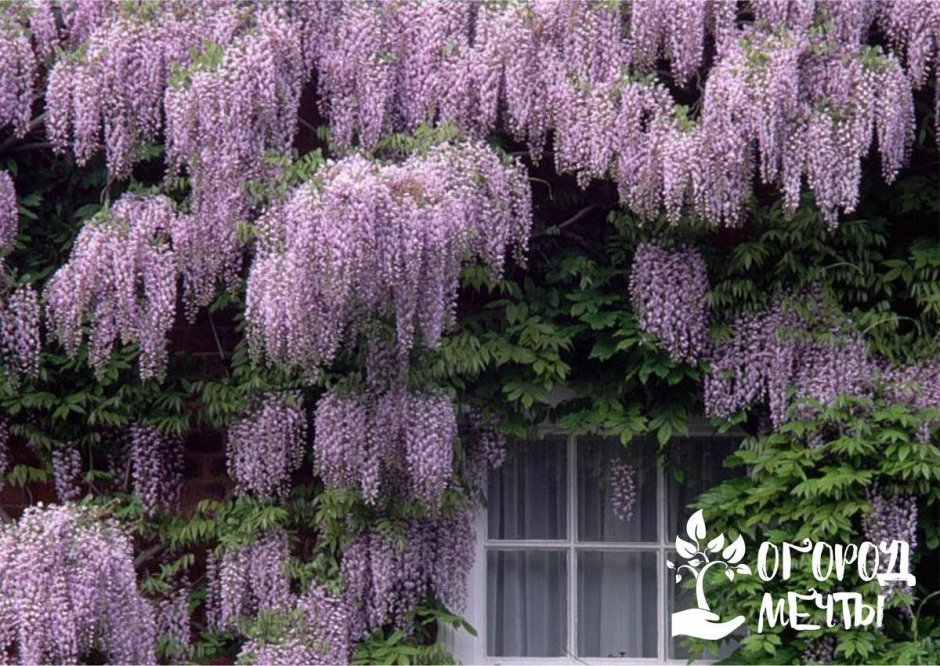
left=313, top=386, right=456, bottom=507
left=227, top=392, right=307, bottom=501
left=862, top=484, right=919, bottom=605
left=882, top=359, right=940, bottom=442
left=44, top=193, right=178, bottom=381
left=781, top=45, right=914, bottom=226
left=0, top=503, right=156, bottom=664
left=341, top=507, right=474, bottom=638
left=0, top=414, right=8, bottom=494
left=801, top=635, right=837, bottom=665
left=206, top=530, right=292, bottom=632
left=296, top=0, right=927, bottom=228
left=0, top=12, right=35, bottom=138
left=51, top=447, right=82, bottom=502
left=129, top=425, right=183, bottom=517
left=629, top=243, right=709, bottom=363
left=459, top=409, right=507, bottom=502
left=0, top=285, right=42, bottom=382
left=237, top=584, right=353, bottom=666
left=13, top=0, right=940, bottom=237
left=156, top=574, right=191, bottom=663
left=246, top=140, right=531, bottom=375
left=703, top=298, right=872, bottom=429
left=0, top=170, right=17, bottom=258
left=862, top=485, right=919, bottom=552
left=44, top=2, right=244, bottom=177
left=609, top=461, right=638, bottom=523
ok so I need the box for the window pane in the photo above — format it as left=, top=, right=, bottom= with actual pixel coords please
left=577, top=436, right=657, bottom=542
left=487, top=550, right=567, bottom=657
left=488, top=435, right=567, bottom=540
left=665, top=436, right=740, bottom=538
left=578, top=551, right=658, bottom=658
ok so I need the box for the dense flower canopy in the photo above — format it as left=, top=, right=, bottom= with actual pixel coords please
left=0, top=1, right=936, bottom=664
left=0, top=1, right=935, bottom=236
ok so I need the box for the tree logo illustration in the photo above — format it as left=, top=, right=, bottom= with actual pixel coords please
left=668, top=509, right=750, bottom=640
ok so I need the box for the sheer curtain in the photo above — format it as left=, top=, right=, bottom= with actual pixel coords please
left=577, top=437, right=658, bottom=657
left=487, top=435, right=567, bottom=541
left=578, top=551, right=658, bottom=657
left=487, top=435, right=567, bottom=656
left=487, top=550, right=567, bottom=656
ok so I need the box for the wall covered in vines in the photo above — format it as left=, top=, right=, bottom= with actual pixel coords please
left=0, top=0, right=937, bottom=664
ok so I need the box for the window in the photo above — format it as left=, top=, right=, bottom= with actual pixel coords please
left=452, top=429, right=740, bottom=664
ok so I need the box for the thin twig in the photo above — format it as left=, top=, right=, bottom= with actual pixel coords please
left=532, top=203, right=606, bottom=239
left=556, top=203, right=603, bottom=231
left=7, top=141, right=53, bottom=154
left=559, top=230, right=606, bottom=261
left=134, top=542, right=169, bottom=570
left=207, top=312, right=227, bottom=362
left=0, top=113, right=46, bottom=153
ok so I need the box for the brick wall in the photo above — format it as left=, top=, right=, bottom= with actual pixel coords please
left=1, top=311, right=240, bottom=518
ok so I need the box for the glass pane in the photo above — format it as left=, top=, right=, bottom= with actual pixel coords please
left=577, top=436, right=657, bottom=542
left=488, top=435, right=567, bottom=540
left=487, top=550, right=567, bottom=657
left=666, top=436, right=740, bottom=538
left=578, top=551, right=658, bottom=658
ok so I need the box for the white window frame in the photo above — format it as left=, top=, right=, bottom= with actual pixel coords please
left=446, top=422, right=737, bottom=665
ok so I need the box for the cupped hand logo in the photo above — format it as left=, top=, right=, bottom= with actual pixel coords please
left=668, top=509, right=750, bottom=640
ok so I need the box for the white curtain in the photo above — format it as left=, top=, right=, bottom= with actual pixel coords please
left=487, top=550, right=567, bottom=656
left=486, top=435, right=568, bottom=656
left=576, top=437, right=659, bottom=657
left=577, top=436, right=658, bottom=542
left=578, top=551, right=658, bottom=657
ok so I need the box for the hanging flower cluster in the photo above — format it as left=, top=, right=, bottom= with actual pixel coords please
left=44, top=193, right=177, bottom=381
left=0, top=9, right=36, bottom=138
left=246, top=140, right=531, bottom=375
left=313, top=386, right=456, bottom=507
left=702, top=292, right=940, bottom=439
left=44, top=3, right=244, bottom=178
left=703, top=299, right=872, bottom=428
left=629, top=243, right=709, bottom=363
left=226, top=392, right=307, bottom=501
left=341, top=507, right=474, bottom=638
left=862, top=485, right=919, bottom=604
left=0, top=285, right=41, bottom=382
left=610, top=461, right=638, bottom=524
left=0, top=170, right=17, bottom=257
left=862, top=485, right=919, bottom=553
left=882, top=359, right=940, bottom=442
left=237, top=584, right=354, bottom=666
left=459, top=409, right=507, bottom=503
left=51, top=446, right=82, bottom=502
left=165, top=7, right=306, bottom=312
left=801, top=635, right=837, bottom=665
left=129, top=425, right=183, bottom=517
left=206, top=530, right=292, bottom=631
left=0, top=414, right=8, bottom=494
left=0, top=503, right=156, bottom=665
left=155, top=574, right=191, bottom=663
